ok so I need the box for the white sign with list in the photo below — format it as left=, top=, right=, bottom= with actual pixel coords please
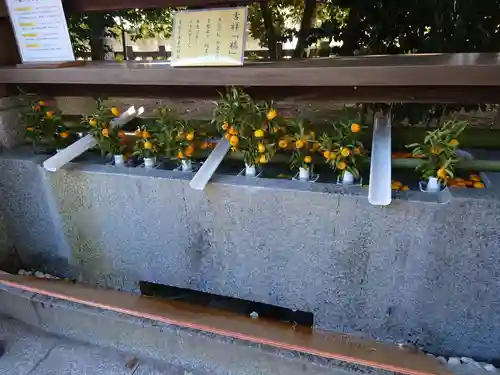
left=5, top=0, right=75, bottom=63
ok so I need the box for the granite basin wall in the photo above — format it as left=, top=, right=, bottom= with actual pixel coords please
left=0, top=151, right=500, bottom=360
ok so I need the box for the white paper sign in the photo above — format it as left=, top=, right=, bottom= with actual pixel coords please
left=171, top=7, right=247, bottom=67
left=5, top=0, right=75, bottom=63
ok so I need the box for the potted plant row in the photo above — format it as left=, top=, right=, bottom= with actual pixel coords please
left=213, top=88, right=366, bottom=184
left=22, top=93, right=368, bottom=182
left=22, top=91, right=481, bottom=192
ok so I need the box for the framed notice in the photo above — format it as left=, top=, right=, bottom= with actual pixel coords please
left=5, top=0, right=75, bottom=63
left=171, top=7, right=247, bottom=67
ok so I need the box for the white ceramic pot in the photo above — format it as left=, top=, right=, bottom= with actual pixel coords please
left=181, top=159, right=193, bottom=172
left=114, top=154, right=124, bottom=166
left=144, top=157, right=155, bottom=169
left=245, top=164, right=256, bottom=177
left=342, top=171, right=355, bottom=185
left=426, top=177, right=441, bottom=192
left=299, top=167, right=310, bottom=181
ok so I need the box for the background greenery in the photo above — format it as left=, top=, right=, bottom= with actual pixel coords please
left=68, top=1, right=500, bottom=58
left=66, top=1, right=500, bottom=124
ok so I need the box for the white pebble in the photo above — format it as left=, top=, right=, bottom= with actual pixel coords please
left=34, top=271, right=44, bottom=278
left=448, top=357, right=461, bottom=366
left=437, top=356, right=447, bottom=365
left=463, top=358, right=483, bottom=369
left=18, top=269, right=26, bottom=275
left=249, top=311, right=259, bottom=319
left=427, top=353, right=436, bottom=358
left=484, top=364, right=497, bottom=372
left=461, top=357, right=478, bottom=364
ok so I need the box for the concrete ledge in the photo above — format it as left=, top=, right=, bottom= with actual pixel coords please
left=0, top=285, right=39, bottom=327
left=0, top=282, right=393, bottom=375
left=3, top=147, right=498, bottom=203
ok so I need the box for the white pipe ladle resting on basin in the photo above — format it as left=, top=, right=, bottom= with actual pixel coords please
left=43, top=106, right=144, bottom=172
left=368, top=115, right=392, bottom=206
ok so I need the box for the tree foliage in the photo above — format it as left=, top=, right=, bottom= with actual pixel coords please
left=249, top=0, right=500, bottom=60
left=114, top=9, right=174, bottom=42
left=67, top=9, right=174, bottom=57
left=247, top=0, right=303, bottom=47
left=68, top=1, right=500, bottom=58
left=326, top=0, right=500, bottom=56
left=66, top=1, right=500, bottom=124
left=67, top=13, right=116, bottom=56
left=247, top=0, right=347, bottom=58
left=313, top=0, right=500, bottom=123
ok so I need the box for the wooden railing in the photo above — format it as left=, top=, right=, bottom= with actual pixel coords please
left=3, top=54, right=500, bottom=104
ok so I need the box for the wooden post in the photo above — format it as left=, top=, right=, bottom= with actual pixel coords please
left=0, top=5, right=21, bottom=67
left=0, top=2, right=19, bottom=95
left=0, top=0, right=7, bottom=18
left=0, top=2, right=23, bottom=150
left=158, top=45, right=167, bottom=59
left=126, top=46, right=135, bottom=60
left=121, top=25, right=127, bottom=60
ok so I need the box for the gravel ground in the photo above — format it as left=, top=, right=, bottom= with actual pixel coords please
left=426, top=353, right=497, bottom=375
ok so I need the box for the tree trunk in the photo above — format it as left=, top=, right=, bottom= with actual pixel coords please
left=260, top=2, right=278, bottom=60
left=293, top=0, right=317, bottom=58
left=121, top=24, right=128, bottom=60
left=338, top=5, right=361, bottom=56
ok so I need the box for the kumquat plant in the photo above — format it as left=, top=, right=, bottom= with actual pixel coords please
left=133, top=125, right=160, bottom=160
left=84, top=99, right=126, bottom=156
left=406, top=119, right=468, bottom=184
left=287, top=118, right=318, bottom=174
left=319, top=116, right=365, bottom=180
left=20, top=91, right=64, bottom=150
left=213, top=87, right=279, bottom=171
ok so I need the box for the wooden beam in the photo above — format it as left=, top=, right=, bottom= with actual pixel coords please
left=64, top=0, right=256, bottom=13
left=0, top=0, right=6, bottom=18
left=2, top=54, right=500, bottom=87
left=10, top=84, right=500, bottom=104
left=0, top=0, right=258, bottom=18
left=0, top=272, right=450, bottom=375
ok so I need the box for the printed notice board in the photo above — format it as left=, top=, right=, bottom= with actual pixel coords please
left=171, top=7, right=247, bottom=67
left=6, top=0, right=75, bottom=63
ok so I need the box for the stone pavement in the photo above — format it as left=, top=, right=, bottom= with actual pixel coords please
left=0, top=315, right=196, bottom=375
